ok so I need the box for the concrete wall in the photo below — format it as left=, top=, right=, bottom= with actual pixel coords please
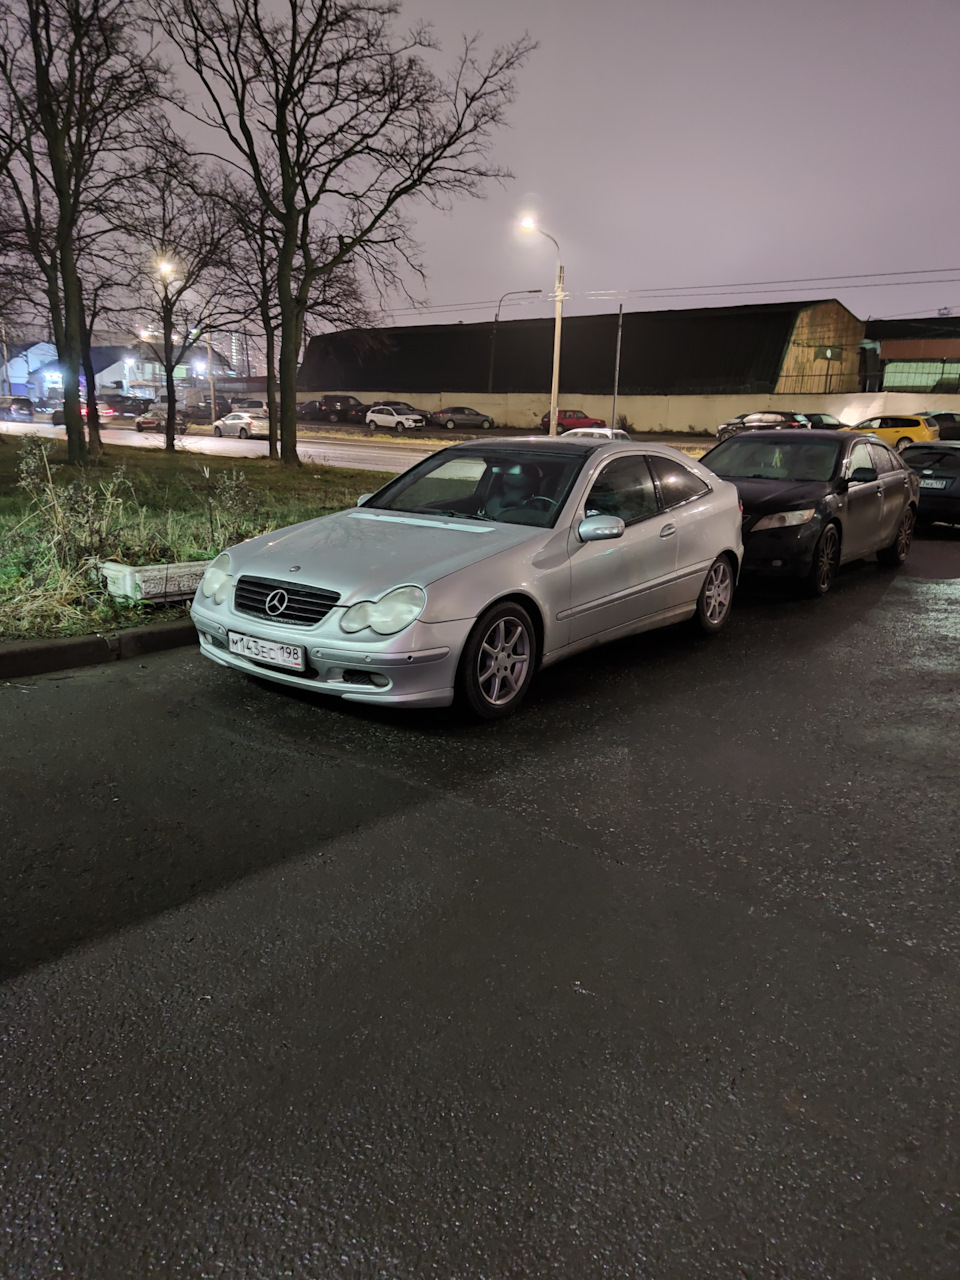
left=296, top=388, right=960, bottom=435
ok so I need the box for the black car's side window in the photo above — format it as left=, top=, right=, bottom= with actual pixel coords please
left=585, top=456, right=659, bottom=525
left=848, top=442, right=875, bottom=478
left=868, top=442, right=899, bottom=474
left=648, top=456, right=710, bottom=508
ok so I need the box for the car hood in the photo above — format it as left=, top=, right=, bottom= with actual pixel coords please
left=224, top=508, right=548, bottom=603
left=724, top=477, right=833, bottom=514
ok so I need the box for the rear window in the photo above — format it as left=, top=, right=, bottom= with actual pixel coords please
left=903, top=447, right=960, bottom=473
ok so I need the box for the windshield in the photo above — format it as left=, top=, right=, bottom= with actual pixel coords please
left=903, top=447, right=960, bottom=472
left=365, top=448, right=586, bottom=528
left=705, top=437, right=841, bottom=482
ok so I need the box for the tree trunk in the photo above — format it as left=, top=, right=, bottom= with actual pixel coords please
left=275, top=236, right=301, bottom=466
left=81, top=338, right=103, bottom=460
left=59, top=246, right=86, bottom=465
left=262, top=308, right=278, bottom=462
left=162, top=309, right=177, bottom=451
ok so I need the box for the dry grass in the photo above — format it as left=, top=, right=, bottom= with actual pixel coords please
left=0, top=437, right=392, bottom=641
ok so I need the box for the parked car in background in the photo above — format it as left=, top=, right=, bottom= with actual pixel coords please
left=541, top=409, right=606, bottom=431
left=232, top=398, right=265, bottom=411
left=0, top=395, right=34, bottom=421
left=99, top=393, right=150, bottom=418
left=702, top=429, right=918, bottom=595
left=901, top=442, right=960, bottom=526
left=716, top=411, right=811, bottom=443
left=428, top=406, right=494, bottom=430
left=135, top=407, right=186, bottom=432
left=297, top=395, right=369, bottom=423
left=191, top=438, right=742, bottom=719
left=916, top=411, right=960, bottom=441
left=366, top=402, right=426, bottom=431
left=212, top=411, right=268, bottom=438
left=191, top=397, right=233, bottom=422
left=845, top=414, right=939, bottom=451
left=562, top=426, right=631, bottom=441
left=801, top=413, right=844, bottom=428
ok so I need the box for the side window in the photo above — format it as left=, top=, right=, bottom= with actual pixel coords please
left=585, top=456, right=659, bottom=524
left=857, top=419, right=878, bottom=432
left=868, top=442, right=899, bottom=474
left=848, top=442, right=875, bottom=478
left=648, top=455, right=710, bottom=508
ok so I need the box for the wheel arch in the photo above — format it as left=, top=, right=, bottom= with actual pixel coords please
left=479, top=591, right=546, bottom=669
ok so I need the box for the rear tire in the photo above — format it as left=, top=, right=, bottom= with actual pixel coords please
left=877, top=506, right=915, bottom=566
left=896, top=437, right=911, bottom=452
left=804, top=523, right=840, bottom=596
left=239, top=428, right=248, bottom=439
left=482, top=419, right=492, bottom=430
left=213, top=426, right=222, bottom=437
left=457, top=601, right=538, bottom=720
left=445, top=419, right=456, bottom=429
left=328, top=412, right=339, bottom=423
left=695, top=556, right=734, bottom=633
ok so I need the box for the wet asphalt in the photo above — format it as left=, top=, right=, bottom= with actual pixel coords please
left=1, top=531, right=959, bottom=1278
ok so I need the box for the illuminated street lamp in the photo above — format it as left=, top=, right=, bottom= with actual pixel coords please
left=520, top=217, right=564, bottom=435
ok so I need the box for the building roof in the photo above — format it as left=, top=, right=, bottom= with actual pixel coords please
left=299, top=299, right=860, bottom=396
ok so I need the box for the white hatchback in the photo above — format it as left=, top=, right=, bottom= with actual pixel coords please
left=211, top=411, right=269, bottom=439
left=366, top=403, right=426, bottom=432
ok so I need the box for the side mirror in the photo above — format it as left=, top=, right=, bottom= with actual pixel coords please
left=849, top=466, right=878, bottom=484
left=357, top=493, right=373, bottom=506
left=578, top=514, right=625, bottom=542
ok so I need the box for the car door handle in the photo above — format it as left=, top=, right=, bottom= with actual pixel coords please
left=660, top=524, right=677, bottom=538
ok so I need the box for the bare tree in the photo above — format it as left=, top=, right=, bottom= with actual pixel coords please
left=221, top=181, right=373, bottom=460
left=161, top=1, right=533, bottom=464
left=0, top=0, right=166, bottom=463
left=122, top=147, right=238, bottom=449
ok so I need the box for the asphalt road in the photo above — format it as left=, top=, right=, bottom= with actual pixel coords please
left=2, top=532, right=959, bottom=1277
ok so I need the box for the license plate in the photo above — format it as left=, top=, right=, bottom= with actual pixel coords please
left=228, top=631, right=305, bottom=671
left=919, top=478, right=948, bottom=489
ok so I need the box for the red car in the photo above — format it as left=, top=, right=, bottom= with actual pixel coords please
left=540, top=408, right=606, bottom=431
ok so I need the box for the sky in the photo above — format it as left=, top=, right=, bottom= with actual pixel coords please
left=387, top=0, right=960, bottom=328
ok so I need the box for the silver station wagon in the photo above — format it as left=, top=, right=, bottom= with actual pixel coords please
left=191, top=438, right=743, bottom=718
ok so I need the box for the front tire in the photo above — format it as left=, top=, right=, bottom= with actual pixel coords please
left=213, top=425, right=222, bottom=437
left=328, top=412, right=339, bottom=423
left=877, top=506, right=915, bottom=566
left=804, top=523, right=840, bottom=596
left=482, top=419, right=492, bottom=430
left=695, top=556, right=734, bottom=633
left=896, top=437, right=912, bottom=452
left=457, top=601, right=537, bottom=720
left=445, top=419, right=456, bottom=430
left=239, top=427, right=248, bottom=439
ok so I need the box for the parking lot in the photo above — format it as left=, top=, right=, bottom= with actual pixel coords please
left=1, top=528, right=958, bottom=1277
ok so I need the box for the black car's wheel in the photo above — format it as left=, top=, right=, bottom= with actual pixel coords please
left=457, top=601, right=537, bottom=720
left=695, top=556, right=734, bottom=633
left=213, top=425, right=222, bottom=437
left=878, top=506, right=915, bottom=566
left=328, top=412, right=339, bottom=423
left=135, top=423, right=143, bottom=432
left=239, top=427, right=248, bottom=439
left=482, top=419, right=492, bottom=430
left=896, top=437, right=912, bottom=452
left=805, top=523, right=840, bottom=596
left=445, top=419, right=456, bottom=429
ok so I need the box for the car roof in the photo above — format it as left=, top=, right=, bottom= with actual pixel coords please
left=902, top=439, right=960, bottom=449
left=711, top=428, right=850, bottom=442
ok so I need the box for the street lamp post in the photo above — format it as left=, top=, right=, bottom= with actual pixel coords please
left=520, top=218, right=564, bottom=435
left=488, top=288, right=541, bottom=394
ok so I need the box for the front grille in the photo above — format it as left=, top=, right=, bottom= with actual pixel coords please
left=234, top=575, right=340, bottom=626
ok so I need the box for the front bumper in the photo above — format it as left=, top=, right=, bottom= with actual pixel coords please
left=190, top=600, right=471, bottom=708
left=917, top=492, right=960, bottom=523
left=739, top=520, right=822, bottom=577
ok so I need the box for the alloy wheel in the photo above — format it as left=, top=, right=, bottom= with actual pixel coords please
left=702, top=558, right=733, bottom=626
left=815, top=525, right=839, bottom=593
left=476, top=615, right=531, bottom=707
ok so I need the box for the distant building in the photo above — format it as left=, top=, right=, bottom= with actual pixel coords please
left=298, top=299, right=864, bottom=397
left=0, top=340, right=57, bottom=397
left=863, top=316, right=960, bottom=393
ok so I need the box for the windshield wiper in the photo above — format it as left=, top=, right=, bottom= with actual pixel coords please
left=410, top=507, right=492, bottom=521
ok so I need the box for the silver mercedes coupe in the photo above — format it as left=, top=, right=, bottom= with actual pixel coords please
left=191, top=438, right=743, bottom=718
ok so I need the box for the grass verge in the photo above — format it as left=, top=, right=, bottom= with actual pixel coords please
left=0, top=435, right=392, bottom=641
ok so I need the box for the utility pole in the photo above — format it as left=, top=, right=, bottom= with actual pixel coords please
left=206, top=331, right=217, bottom=420
left=610, top=304, right=623, bottom=431
left=0, top=319, right=9, bottom=396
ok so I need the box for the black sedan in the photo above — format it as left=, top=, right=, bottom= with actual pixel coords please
left=716, top=410, right=811, bottom=443
left=427, top=405, right=494, bottom=430
left=701, top=429, right=918, bottom=595
left=901, top=442, right=960, bottom=526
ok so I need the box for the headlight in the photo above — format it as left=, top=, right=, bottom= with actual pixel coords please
left=752, top=509, right=816, bottom=531
left=200, top=552, right=234, bottom=604
left=340, top=586, right=426, bottom=636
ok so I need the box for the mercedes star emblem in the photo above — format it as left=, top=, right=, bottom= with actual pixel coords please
left=265, top=589, right=288, bottom=616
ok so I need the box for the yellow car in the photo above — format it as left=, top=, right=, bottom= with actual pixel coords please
left=846, top=414, right=940, bottom=451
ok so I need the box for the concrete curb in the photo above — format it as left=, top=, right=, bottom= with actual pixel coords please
left=0, top=618, right=197, bottom=679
